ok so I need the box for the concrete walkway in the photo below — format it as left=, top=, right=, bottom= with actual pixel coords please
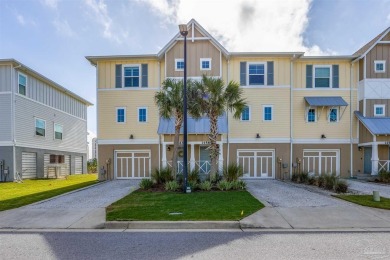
left=347, top=180, right=390, bottom=198
left=241, top=180, right=390, bottom=229
left=0, top=180, right=139, bottom=229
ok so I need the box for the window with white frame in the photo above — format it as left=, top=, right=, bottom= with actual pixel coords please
left=307, top=108, right=316, bottom=122
left=123, top=65, right=140, bottom=87
left=116, top=108, right=126, bottom=123
left=314, top=65, right=331, bottom=88
left=248, top=63, right=265, bottom=85
left=374, top=104, right=385, bottom=117
left=241, top=106, right=250, bottom=121
left=263, top=105, right=273, bottom=121
left=329, top=108, right=338, bottom=122
left=138, top=107, right=147, bottom=122
left=18, top=72, right=27, bottom=96
left=374, top=60, right=386, bottom=73
left=35, top=118, right=46, bottom=137
left=200, top=58, right=211, bottom=70
left=54, top=123, right=63, bottom=140
left=175, top=59, right=184, bottom=71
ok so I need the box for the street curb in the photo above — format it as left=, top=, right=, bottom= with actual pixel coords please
left=105, top=221, right=241, bottom=229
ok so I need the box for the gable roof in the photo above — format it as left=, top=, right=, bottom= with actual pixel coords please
left=353, top=27, right=390, bottom=57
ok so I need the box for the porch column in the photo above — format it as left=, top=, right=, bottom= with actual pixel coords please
left=218, top=142, right=223, bottom=173
left=162, top=142, right=167, bottom=168
left=371, top=137, right=379, bottom=175
left=190, top=143, right=195, bottom=171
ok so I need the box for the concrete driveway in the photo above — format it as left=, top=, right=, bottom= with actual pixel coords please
left=242, top=180, right=390, bottom=229
left=0, top=180, right=139, bottom=229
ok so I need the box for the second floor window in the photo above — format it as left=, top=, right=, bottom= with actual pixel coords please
left=374, top=104, right=385, bottom=117
left=18, top=73, right=27, bottom=96
left=200, top=58, right=211, bottom=70
left=175, top=59, right=184, bottom=71
left=263, top=106, right=273, bottom=121
left=35, top=118, right=45, bottom=137
left=54, top=124, right=63, bottom=140
left=241, top=106, right=250, bottom=121
left=117, top=108, right=126, bottom=123
left=314, top=66, right=331, bottom=88
left=329, top=108, right=338, bottom=122
left=374, top=60, right=386, bottom=73
left=138, top=108, right=147, bottom=122
left=307, top=109, right=316, bottom=122
left=124, top=66, right=140, bottom=87
left=248, top=63, right=265, bottom=85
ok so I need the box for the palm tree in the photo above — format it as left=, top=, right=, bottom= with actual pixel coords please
left=155, top=79, right=187, bottom=176
left=191, top=75, right=246, bottom=180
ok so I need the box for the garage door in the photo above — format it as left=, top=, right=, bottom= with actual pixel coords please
left=22, top=152, right=37, bottom=179
left=237, top=150, right=275, bottom=178
left=75, top=156, right=83, bottom=174
left=115, top=150, right=151, bottom=179
left=303, top=150, right=340, bottom=176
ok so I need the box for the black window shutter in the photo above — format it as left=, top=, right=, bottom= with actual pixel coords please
left=332, top=65, right=339, bottom=88
left=267, top=61, right=274, bottom=86
left=141, top=64, right=148, bottom=88
left=240, top=62, right=246, bottom=86
left=115, top=64, right=122, bottom=88
left=306, top=65, right=313, bottom=88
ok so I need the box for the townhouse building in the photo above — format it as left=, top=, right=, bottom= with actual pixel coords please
left=0, top=59, right=92, bottom=181
left=86, top=19, right=390, bottom=180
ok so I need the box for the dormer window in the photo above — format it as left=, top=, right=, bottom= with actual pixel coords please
left=374, top=104, right=385, bottom=117
left=374, top=60, right=386, bottom=73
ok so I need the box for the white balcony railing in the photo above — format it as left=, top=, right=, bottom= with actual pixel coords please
left=167, top=160, right=213, bottom=174
left=378, top=160, right=390, bottom=173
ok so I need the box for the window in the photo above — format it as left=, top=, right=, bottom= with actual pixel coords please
left=329, top=108, right=338, bottom=122
left=18, top=72, right=27, bottom=95
left=138, top=107, right=147, bottom=122
left=314, top=66, right=331, bottom=88
left=248, top=63, right=265, bottom=85
left=374, top=104, right=385, bottom=117
left=200, top=58, right=211, bottom=70
left=307, top=109, right=316, bottom=122
left=123, top=66, right=140, bottom=87
left=116, top=108, right=126, bottom=123
left=35, top=118, right=45, bottom=137
left=54, top=124, right=63, bottom=140
left=374, top=60, right=386, bottom=73
left=241, top=106, right=250, bottom=121
left=263, top=105, right=273, bottom=121
left=175, top=59, right=184, bottom=71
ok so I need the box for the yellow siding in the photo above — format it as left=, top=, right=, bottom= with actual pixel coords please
left=97, top=60, right=160, bottom=89
left=229, top=88, right=290, bottom=138
left=98, top=90, right=159, bottom=139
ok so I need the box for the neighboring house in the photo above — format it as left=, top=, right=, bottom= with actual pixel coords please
left=0, top=59, right=93, bottom=181
left=91, top=137, right=97, bottom=160
left=86, top=19, right=390, bottom=180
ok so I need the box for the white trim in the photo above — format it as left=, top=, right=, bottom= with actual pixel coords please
left=241, top=85, right=290, bottom=89
left=53, top=123, right=63, bottom=140
left=98, top=139, right=159, bottom=145
left=176, top=37, right=210, bottom=41
left=360, top=27, right=390, bottom=58
left=374, top=104, right=386, bottom=117
left=374, top=60, right=386, bottom=73
left=116, top=107, right=126, bottom=123
left=313, top=65, right=332, bottom=88
left=98, top=88, right=158, bottom=91
left=293, top=138, right=357, bottom=144
left=137, top=107, right=148, bottom=123
left=262, top=105, right=273, bottom=122
left=114, top=149, right=151, bottom=179
left=302, top=149, right=340, bottom=176
left=379, top=41, right=390, bottom=43
left=247, top=62, right=267, bottom=86
left=14, top=143, right=86, bottom=153
left=240, top=105, right=251, bottom=121
left=328, top=107, right=339, bottom=123
left=15, top=94, right=86, bottom=121
left=17, top=71, right=27, bottom=96
left=294, top=88, right=356, bottom=91
left=0, top=141, right=14, bottom=146
left=34, top=117, right=46, bottom=137
left=200, top=58, right=211, bottom=71
left=229, top=138, right=290, bottom=143
left=0, top=91, right=12, bottom=95
left=122, top=64, right=141, bottom=88
left=175, top=58, right=184, bottom=71
left=237, top=149, right=275, bottom=179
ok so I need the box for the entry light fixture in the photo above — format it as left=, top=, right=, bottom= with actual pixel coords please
left=167, top=146, right=171, bottom=151
left=130, top=134, right=134, bottom=139
left=358, top=147, right=362, bottom=151
left=256, top=133, right=260, bottom=139
left=321, top=134, right=326, bottom=139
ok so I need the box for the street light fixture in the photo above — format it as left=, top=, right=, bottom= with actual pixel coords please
left=179, top=24, right=189, bottom=193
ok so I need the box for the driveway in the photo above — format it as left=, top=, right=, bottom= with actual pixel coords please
left=347, top=180, right=390, bottom=198
left=242, top=180, right=390, bottom=229
left=0, top=180, right=139, bottom=229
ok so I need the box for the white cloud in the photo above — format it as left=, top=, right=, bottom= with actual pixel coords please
left=15, top=13, right=37, bottom=27
left=53, top=19, right=75, bottom=37
left=16, top=14, right=25, bottom=25
left=41, top=0, right=60, bottom=9
left=139, top=0, right=329, bottom=55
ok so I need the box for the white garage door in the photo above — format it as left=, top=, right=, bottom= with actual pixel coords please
left=303, top=150, right=340, bottom=176
left=237, top=150, right=275, bottom=179
left=22, top=152, right=37, bottom=179
left=115, top=150, right=151, bottom=179
left=75, top=156, right=83, bottom=174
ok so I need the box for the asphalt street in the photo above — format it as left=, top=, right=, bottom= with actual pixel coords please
left=1, top=230, right=390, bottom=260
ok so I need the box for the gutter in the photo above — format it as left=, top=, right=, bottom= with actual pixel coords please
left=350, top=62, right=353, bottom=178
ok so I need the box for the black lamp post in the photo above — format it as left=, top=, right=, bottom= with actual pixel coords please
left=179, top=24, right=189, bottom=193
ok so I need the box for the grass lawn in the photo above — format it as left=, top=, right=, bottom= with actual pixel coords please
left=0, top=174, right=98, bottom=211
left=106, top=190, right=264, bottom=221
left=334, top=195, right=390, bottom=210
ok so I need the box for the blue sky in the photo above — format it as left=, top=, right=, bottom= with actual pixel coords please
left=1, top=0, right=390, bottom=138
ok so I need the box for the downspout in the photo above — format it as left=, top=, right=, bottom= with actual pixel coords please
left=12, top=64, right=21, bottom=180
left=350, top=62, right=353, bottom=178
left=289, top=57, right=294, bottom=179
left=226, top=58, right=230, bottom=166
left=158, top=61, right=161, bottom=171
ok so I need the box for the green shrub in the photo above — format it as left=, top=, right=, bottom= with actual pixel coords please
left=165, top=180, right=180, bottom=191
left=307, top=176, right=316, bottom=185
left=152, top=167, right=173, bottom=184
left=299, top=172, right=309, bottom=183
left=324, top=174, right=336, bottom=190
left=139, top=178, right=153, bottom=190
left=188, top=180, right=198, bottom=191
left=378, top=171, right=390, bottom=183
left=199, top=181, right=212, bottom=191
left=231, top=180, right=246, bottom=190
left=223, top=163, right=243, bottom=182
left=334, top=179, right=348, bottom=193
left=291, top=173, right=299, bottom=182
left=217, top=180, right=232, bottom=191
left=176, top=173, right=184, bottom=185
left=188, top=169, right=200, bottom=183
left=317, top=175, right=325, bottom=188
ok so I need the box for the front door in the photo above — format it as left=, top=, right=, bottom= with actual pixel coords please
left=199, top=146, right=211, bottom=174
left=364, top=147, right=372, bottom=174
